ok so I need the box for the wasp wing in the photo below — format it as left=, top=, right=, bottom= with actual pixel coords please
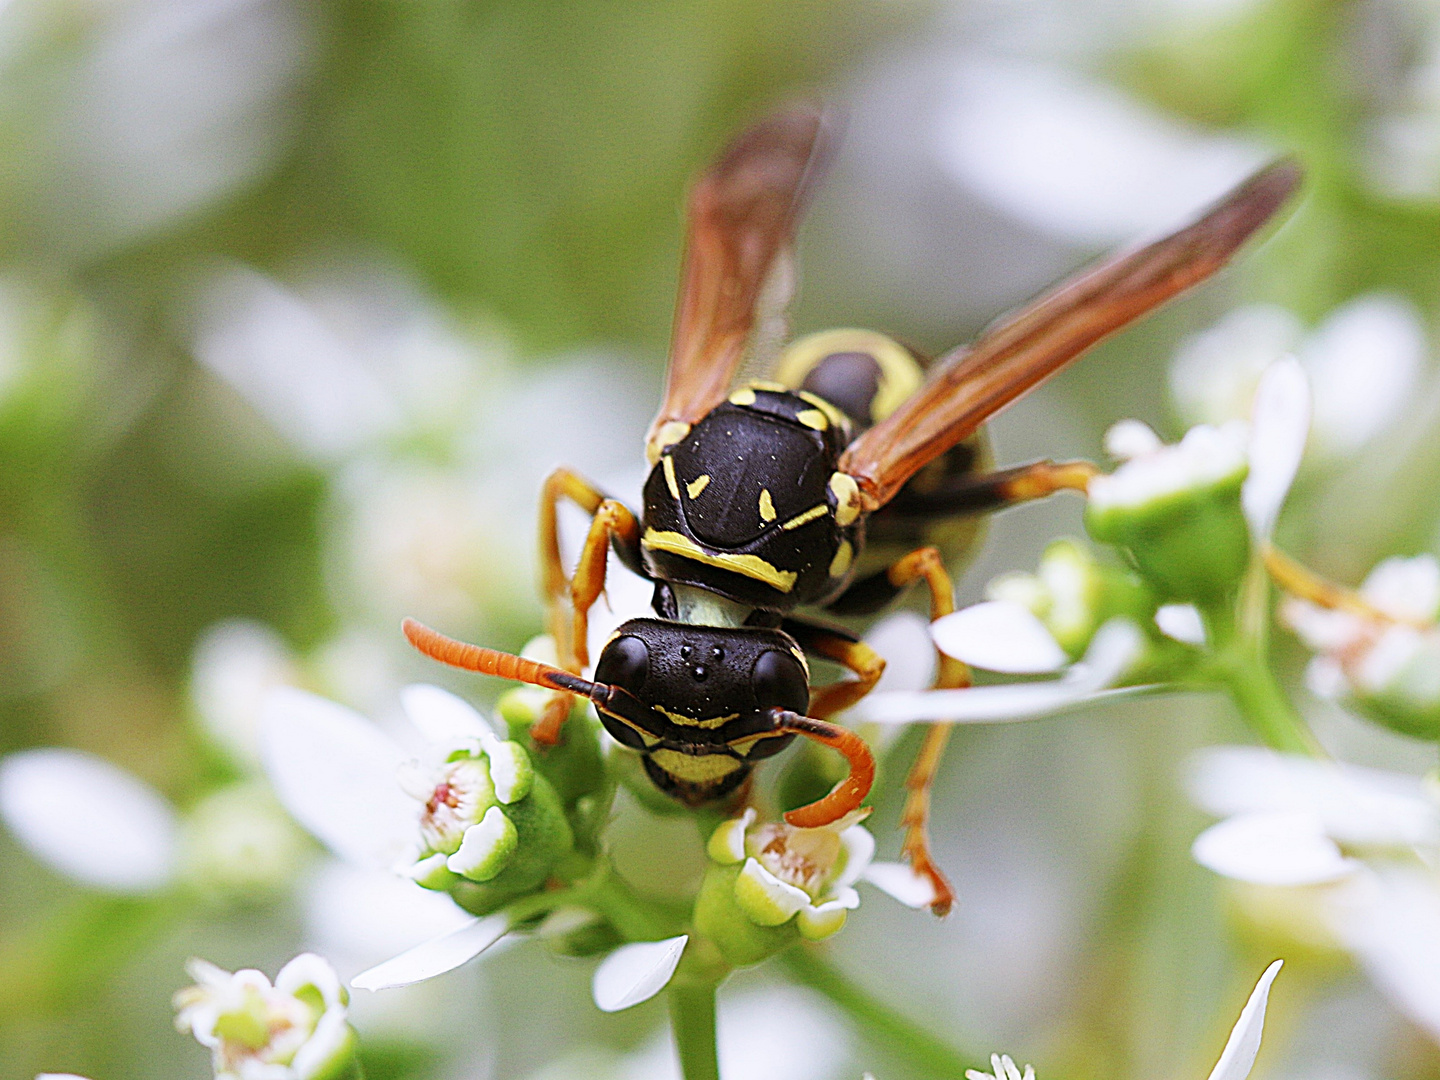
left=645, top=104, right=836, bottom=462
left=837, top=158, right=1303, bottom=510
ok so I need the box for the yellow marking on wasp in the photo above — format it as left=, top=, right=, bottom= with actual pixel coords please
left=796, top=408, right=829, bottom=431
left=656, top=706, right=739, bottom=731
left=662, top=454, right=681, bottom=500
left=797, top=391, right=848, bottom=431
left=642, top=529, right=798, bottom=592
left=729, top=387, right=757, bottom=406
left=758, top=489, right=776, bottom=522
left=649, top=750, right=744, bottom=783
left=829, top=472, right=862, bottom=527
left=789, top=646, right=810, bottom=678
left=646, top=421, right=691, bottom=466
left=780, top=504, right=827, bottom=531
left=686, top=474, right=711, bottom=499
left=749, top=380, right=787, bottom=392
left=829, top=540, right=854, bottom=578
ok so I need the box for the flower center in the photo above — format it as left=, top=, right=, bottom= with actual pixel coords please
left=751, top=823, right=841, bottom=899
left=418, top=758, right=495, bottom=855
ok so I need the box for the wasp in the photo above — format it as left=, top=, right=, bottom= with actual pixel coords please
left=403, top=105, right=1299, bottom=914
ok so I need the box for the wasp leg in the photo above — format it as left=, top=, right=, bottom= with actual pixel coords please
left=882, top=457, right=1099, bottom=521
left=1263, top=545, right=1424, bottom=626
left=883, top=546, right=969, bottom=916
left=535, top=469, right=642, bottom=744
left=783, top=618, right=886, bottom=720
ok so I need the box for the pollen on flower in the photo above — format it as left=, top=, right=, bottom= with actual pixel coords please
left=416, top=757, right=496, bottom=855
left=748, top=821, right=842, bottom=899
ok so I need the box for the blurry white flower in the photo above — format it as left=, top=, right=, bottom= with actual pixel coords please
left=174, top=952, right=357, bottom=1080
left=1189, top=746, right=1440, bottom=1040
left=967, top=960, right=1282, bottom=1080
left=967, top=1055, right=1034, bottom=1080
left=262, top=684, right=549, bottom=990
left=591, top=935, right=689, bottom=1012
left=179, top=782, right=308, bottom=900
left=27, top=0, right=315, bottom=256
left=1282, top=554, right=1440, bottom=739
left=190, top=619, right=301, bottom=771
left=936, top=60, right=1270, bottom=245
left=855, top=618, right=1145, bottom=725
left=1171, top=295, right=1425, bottom=463
left=0, top=748, right=178, bottom=892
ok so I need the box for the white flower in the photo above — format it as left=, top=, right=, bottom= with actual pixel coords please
left=1281, top=555, right=1440, bottom=736
left=854, top=618, right=1146, bottom=726
left=708, top=808, right=946, bottom=930
left=174, top=953, right=356, bottom=1080
left=968, top=960, right=1282, bottom=1080
left=190, top=619, right=302, bottom=773
left=1088, top=420, right=1250, bottom=512
left=261, top=684, right=541, bottom=990
left=1171, top=296, right=1424, bottom=463
left=1188, top=746, right=1440, bottom=1041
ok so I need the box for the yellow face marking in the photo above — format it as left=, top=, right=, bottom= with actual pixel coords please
left=686, top=474, right=711, bottom=499
left=796, top=408, right=828, bottom=431
left=779, top=504, right=827, bottom=531
left=729, top=387, right=757, bottom=406
left=788, top=646, right=810, bottom=679
left=642, top=529, right=797, bottom=592
left=662, top=454, right=681, bottom=500
left=829, top=472, right=862, bottom=527
left=649, top=749, right=744, bottom=783
left=829, top=539, right=854, bottom=578
left=656, top=706, right=739, bottom=731
left=758, top=489, right=776, bottom=522
left=646, top=421, right=691, bottom=466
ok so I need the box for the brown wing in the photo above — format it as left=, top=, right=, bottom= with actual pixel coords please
left=645, top=104, right=836, bottom=463
left=838, top=158, right=1304, bottom=510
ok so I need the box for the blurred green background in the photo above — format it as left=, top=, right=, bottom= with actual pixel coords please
left=5, top=0, right=1440, bottom=1077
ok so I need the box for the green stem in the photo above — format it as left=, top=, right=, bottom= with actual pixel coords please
left=668, top=981, right=721, bottom=1080
left=1201, top=567, right=1319, bottom=756
left=782, top=947, right=974, bottom=1077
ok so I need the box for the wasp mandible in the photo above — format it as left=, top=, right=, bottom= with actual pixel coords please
left=403, top=105, right=1300, bottom=915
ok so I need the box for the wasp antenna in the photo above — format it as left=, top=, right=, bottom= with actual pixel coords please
left=773, top=711, right=876, bottom=829
left=400, top=618, right=601, bottom=696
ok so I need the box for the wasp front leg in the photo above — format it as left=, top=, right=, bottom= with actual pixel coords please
left=535, top=468, right=641, bottom=744
left=783, top=619, right=886, bottom=721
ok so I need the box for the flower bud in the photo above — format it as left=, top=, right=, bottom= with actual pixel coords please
left=178, top=782, right=309, bottom=903
left=173, top=953, right=360, bottom=1080
left=987, top=538, right=1154, bottom=660
left=1086, top=421, right=1251, bottom=603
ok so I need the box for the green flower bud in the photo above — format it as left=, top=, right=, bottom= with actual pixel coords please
left=988, top=538, right=1155, bottom=659
left=1086, top=422, right=1251, bottom=603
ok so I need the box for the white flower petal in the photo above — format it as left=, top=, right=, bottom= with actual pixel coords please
left=1170, top=305, right=1302, bottom=427
left=0, top=749, right=178, bottom=893
left=936, top=59, right=1269, bottom=245
left=1361, top=554, right=1440, bottom=625
left=1242, top=357, right=1310, bottom=540
left=931, top=602, right=1068, bottom=674
left=865, top=611, right=937, bottom=695
left=1328, top=866, right=1440, bottom=1040
left=833, top=825, right=876, bottom=890
left=37, top=1075, right=94, bottom=1079
left=291, top=1008, right=353, bottom=1080
left=1192, top=813, right=1359, bottom=886
left=1088, top=422, right=1249, bottom=512
left=300, top=858, right=476, bottom=966
left=1104, top=418, right=1164, bottom=461
left=399, top=684, right=496, bottom=748
left=735, top=858, right=811, bottom=925
left=274, top=952, right=344, bottom=1008
left=857, top=618, right=1144, bottom=725
left=592, top=935, right=689, bottom=1013
left=1186, top=746, right=1440, bottom=848
left=1156, top=603, right=1207, bottom=645
left=1301, top=294, right=1424, bottom=459
left=350, top=914, right=509, bottom=991
left=1205, top=960, right=1282, bottom=1080
left=861, top=861, right=939, bottom=909
left=261, top=688, right=416, bottom=870
left=190, top=619, right=299, bottom=771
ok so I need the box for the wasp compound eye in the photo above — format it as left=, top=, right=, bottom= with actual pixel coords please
left=595, top=635, right=649, bottom=695
left=751, top=649, right=809, bottom=715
